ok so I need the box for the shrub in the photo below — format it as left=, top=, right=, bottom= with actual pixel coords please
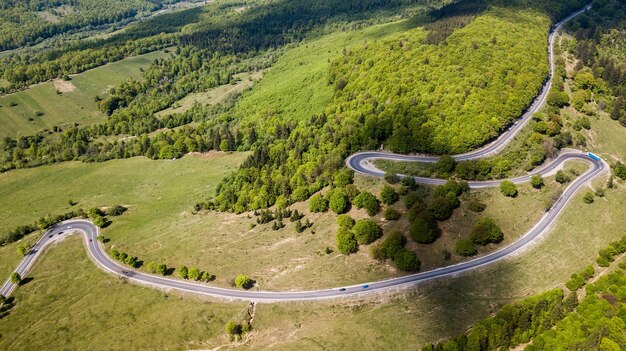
left=177, top=265, right=189, bottom=279
left=468, top=199, right=486, bottom=212
left=10, top=272, right=21, bottom=284
left=234, top=274, right=253, bottom=289
left=380, top=185, right=399, bottom=205
left=156, top=264, right=167, bottom=275
left=404, top=192, right=424, bottom=210
left=329, top=188, right=349, bottom=214
left=401, top=176, right=418, bottom=190
left=470, top=217, right=504, bottom=245
left=555, top=170, right=570, bottom=184
left=353, top=219, right=381, bottom=245
left=565, top=273, right=585, bottom=291
left=530, top=175, right=544, bottom=189
left=352, top=191, right=379, bottom=216
left=500, top=180, right=518, bottom=197
left=336, top=214, right=355, bottom=229
left=336, top=227, right=358, bottom=254
left=188, top=267, right=201, bottom=280
left=309, top=194, right=329, bottom=213
left=384, top=171, right=400, bottom=184
left=409, top=214, right=441, bottom=244
left=583, top=192, right=594, bottom=204
left=455, top=239, right=477, bottom=257
left=394, top=249, right=421, bottom=272
left=428, top=196, right=454, bottom=220
left=383, top=207, right=401, bottom=220
left=333, top=168, right=353, bottom=187
left=436, top=155, right=456, bottom=176
left=380, top=231, right=407, bottom=260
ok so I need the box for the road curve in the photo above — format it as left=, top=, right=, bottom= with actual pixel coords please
left=1, top=4, right=601, bottom=302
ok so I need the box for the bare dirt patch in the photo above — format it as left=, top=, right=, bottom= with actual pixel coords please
left=52, top=79, right=76, bottom=93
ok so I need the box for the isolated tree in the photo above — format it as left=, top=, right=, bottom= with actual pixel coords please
left=336, top=227, right=358, bottom=254
left=380, top=185, right=399, bottom=205
left=156, top=264, right=167, bottom=276
left=410, top=216, right=440, bottom=244
left=188, top=267, right=201, bottom=281
left=427, top=196, right=454, bottom=220
left=329, top=188, right=349, bottom=214
left=500, top=180, right=518, bottom=197
left=10, top=272, right=21, bottom=284
left=200, top=272, right=214, bottom=282
left=177, top=265, right=189, bottom=279
left=16, top=243, right=29, bottom=256
left=455, top=239, right=477, bottom=257
left=309, top=194, right=329, bottom=213
left=353, top=219, right=382, bottom=245
left=336, top=214, right=355, bottom=229
left=470, top=217, right=504, bottom=245
left=530, top=175, right=544, bottom=189
left=394, top=249, right=421, bottom=272
left=146, top=261, right=157, bottom=273
left=235, top=274, right=252, bottom=289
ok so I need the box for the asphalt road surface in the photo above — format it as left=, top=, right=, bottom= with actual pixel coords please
left=1, top=4, right=600, bottom=302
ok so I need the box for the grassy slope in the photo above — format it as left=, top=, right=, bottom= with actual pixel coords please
left=0, top=50, right=169, bottom=139
left=0, top=236, right=248, bottom=351
left=0, top=152, right=246, bottom=280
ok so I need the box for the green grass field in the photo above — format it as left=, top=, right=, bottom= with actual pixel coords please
left=0, top=50, right=170, bottom=139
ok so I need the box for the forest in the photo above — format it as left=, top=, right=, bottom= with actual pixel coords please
left=0, top=0, right=189, bottom=51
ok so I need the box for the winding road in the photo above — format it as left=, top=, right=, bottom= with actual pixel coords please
left=1, top=3, right=603, bottom=302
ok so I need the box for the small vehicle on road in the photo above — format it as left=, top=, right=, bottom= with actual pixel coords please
left=49, top=234, right=53, bottom=238
left=362, top=285, right=369, bottom=289
left=339, top=288, right=346, bottom=291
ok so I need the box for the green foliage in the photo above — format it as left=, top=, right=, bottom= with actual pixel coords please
left=582, top=191, right=594, bottom=204
left=336, top=227, right=358, bottom=254
left=225, top=320, right=242, bottom=336
left=424, top=289, right=576, bottom=351
left=455, top=239, right=477, bottom=257
left=383, top=207, right=401, bottom=220
left=234, top=274, right=253, bottom=289
left=177, top=265, right=188, bottom=279
left=380, top=185, right=399, bottom=205
left=469, top=217, right=504, bottom=245
left=379, top=231, right=407, bottom=260
left=352, top=219, right=381, bottom=245
left=352, top=191, right=379, bottom=216
left=499, top=180, right=518, bottom=197
left=155, top=264, right=167, bottom=276
left=409, top=213, right=441, bottom=244
left=308, top=194, right=329, bottom=213
left=468, top=199, right=486, bottom=212
left=613, top=162, right=626, bottom=180
left=394, top=249, right=421, bottom=272
left=384, top=171, right=400, bottom=184
left=10, top=272, right=21, bottom=284
left=435, top=155, right=456, bottom=177
left=530, top=175, right=544, bottom=188
left=188, top=267, right=201, bottom=281
left=16, top=243, right=30, bottom=256
left=547, top=90, right=570, bottom=108
left=336, top=214, right=355, bottom=229
left=328, top=188, right=349, bottom=214
left=555, top=170, right=570, bottom=184
left=333, top=168, right=353, bottom=188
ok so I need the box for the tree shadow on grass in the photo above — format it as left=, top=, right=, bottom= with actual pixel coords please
left=18, top=277, right=34, bottom=286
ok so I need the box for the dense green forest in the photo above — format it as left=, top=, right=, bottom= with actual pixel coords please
left=0, top=0, right=189, bottom=51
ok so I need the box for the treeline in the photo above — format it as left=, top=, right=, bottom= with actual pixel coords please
left=421, top=290, right=578, bottom=351
left=566, top=0, right=626, bottom=128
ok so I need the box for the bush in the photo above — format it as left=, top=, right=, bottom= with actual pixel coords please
left=336, top=227, right=358, bottom=254
left=565, top=273, right=585, bottom=291
left=353, top=219, right=382, bottom=245
left=188, top=267, right=201, bottom=280
left=380, top=231, right=407, bottom=260
left=384, top=171, right=400, bottom=184
left=468, top=199, right=486, bottom=212
left=156, top=264, right=167, bottom=275
left=530, top=175, right=544, bottom=189
left=427, top=196, right=454, bottom=220
left=401, top=176, right=418, bottom=190
left=106, top=205, right=127, bottom=216
left=500, top=180, right=518, bottom=197
left=177, top=265, right=189, bottom=279
left=309, top=194, right=329, bottom=213
left=555, top=170, right=570, bottom=184
left=329, top=188, right=349, bottom=214
left=470, top=217, right=504, bottom=245
left=394, top=249, right=421, bottom=272
left=10, top=272, right=21, bottom=284
left=380, top=185, right=399, bottom=205
left=383, top=207, right=401, bottom=220
left=410, top=215, right=441, bottom=244
left=333, top=168, right=353, bottom=187
left=583, top=192, right=594, bottom=204
left=336, top=214, right=355, bottom=229
left=436, top=155, right=456, bottom=176
left=352, top=191, right=379, bottom=216
left=404, top=192, right=424, bottom=210
left=455, top=239, right=477, bottom=257
left=234, top=274, right=253, bottom=289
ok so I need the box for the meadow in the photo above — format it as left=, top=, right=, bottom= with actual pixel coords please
left=0, top=50, right=170, bottom=139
